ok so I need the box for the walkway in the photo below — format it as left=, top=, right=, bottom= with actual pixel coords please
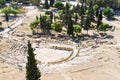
left=0, top=6, right=38, bottom=37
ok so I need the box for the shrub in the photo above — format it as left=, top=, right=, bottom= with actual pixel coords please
left=29, top=20, right=39, bottom=30
left=98, top=23, right=109, bottom=31
left=73, top=25, right=82, bottom=33
left=51, top=21, right=63, bottom=32
left=103, top=7, right=115, bottom=18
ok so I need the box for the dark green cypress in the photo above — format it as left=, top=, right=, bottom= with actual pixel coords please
left=96, top=8, right=99, bottom=17
left=26, top=41, right=41, bottom=80
left=99, top=10, right=103, bottom=21
left=67, top=12, right=73, bottom=36
left=64, top=2, right=70, bottom=25
left=45, top=0, right=49, bottom=9
left=75, top=13, right=78, bottom=23
left=5, top=13, right=9, bottom=22
left=36, top=16, right=38, bottom=20
left=50, top=0, right=54, bottom=6
left=80, top=15, right=85, bottom=28
left=50, top=11, right=53, bottom=24
left=90, top=7, right=95, bottom=22
left=97, top=10, right=102, bottom=29
left=80, top=2, right=85, bottom=16
left=84, top=14, right=91, bottom=34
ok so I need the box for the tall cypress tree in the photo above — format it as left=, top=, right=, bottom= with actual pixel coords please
left=99, top=10, right=103, bottom=21
left=45, top=0, right=49, bottom=9
left=80, top=15, right=85, bottom=28
left=96, top=7, right=99, bottom=17
left=84, top=13, right=91, bottom=34
left=64, top=2, right=70, bottom=25
left=97, top=10, right=103, bottom=29
left=88, top=2, right=95, bottom=22
left=75, top=13, right=78, bottom=23
left=90, top=7, right=95, bottom=22
left=26, top=41, right=41, bottom=80
left=67, top=12, right=73, bottom=36
left=50, top=11, right=53, bottom=24
left=80, top=2, right=85, bottom=16
left=50, top=0, right=54, bottom=6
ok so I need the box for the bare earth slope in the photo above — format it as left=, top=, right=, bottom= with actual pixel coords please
left=1, top=6, right=120, bottom=80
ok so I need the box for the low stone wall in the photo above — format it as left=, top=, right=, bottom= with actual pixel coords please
left=47, top=51, right=73, bottom=64
left=51, top=46, right=73, bottom=51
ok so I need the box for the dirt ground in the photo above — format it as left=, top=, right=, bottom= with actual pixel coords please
left=0, top=6, right=120, bottom=80
left=0, top=27, right=120, bottom=80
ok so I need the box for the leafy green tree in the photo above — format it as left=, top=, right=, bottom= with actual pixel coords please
left=1, top=6, right=15, bottom=27
left=73, top=25, right=82, bottom=36
left=26, top=41, right=41, bottom=80
left=103, top=7, right=115, bottom=18
left=1, top=6, right=12, bottom=22
left=51, top=21, right=63, bottom=32
left=11, top=9, right=19, bottom=17
left=1, top=6, right=20, bottom=21
left=54, top=1, right=64, bottom=9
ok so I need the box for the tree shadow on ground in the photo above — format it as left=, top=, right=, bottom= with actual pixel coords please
left=0, top=27, right=4, bottom=32
left=98, top=33, right=114, bottom=39
left=33, top=31, right=55, bottom=38
left=106, top=17, right=117, bottom=21
left=1, top=15, right=18, bottom=22
left=76, top=33, right=114, bottom=42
